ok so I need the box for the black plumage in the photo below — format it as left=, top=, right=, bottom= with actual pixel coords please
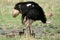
left=14, top=1, right=47, bottom=23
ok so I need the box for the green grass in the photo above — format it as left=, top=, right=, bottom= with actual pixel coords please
left=0, top=0, right=60, bottom=40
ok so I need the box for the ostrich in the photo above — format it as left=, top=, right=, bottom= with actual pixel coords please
left=12, top=1, right=47, bottom=38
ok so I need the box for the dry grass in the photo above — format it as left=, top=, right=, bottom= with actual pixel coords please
left=0, top=0, right=60, bottom=40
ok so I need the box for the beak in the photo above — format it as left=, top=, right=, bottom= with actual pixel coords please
left=12, top=9, right=19, bottom=17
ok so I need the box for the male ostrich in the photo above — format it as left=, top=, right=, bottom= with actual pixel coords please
left=12, top=1, right=47, bottom=37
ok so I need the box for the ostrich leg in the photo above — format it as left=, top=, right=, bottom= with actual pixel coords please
left=24, top=19, right=34, bottom=39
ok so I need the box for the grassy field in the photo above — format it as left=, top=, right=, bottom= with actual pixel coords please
left=0, top=0, right=60, bottom=40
